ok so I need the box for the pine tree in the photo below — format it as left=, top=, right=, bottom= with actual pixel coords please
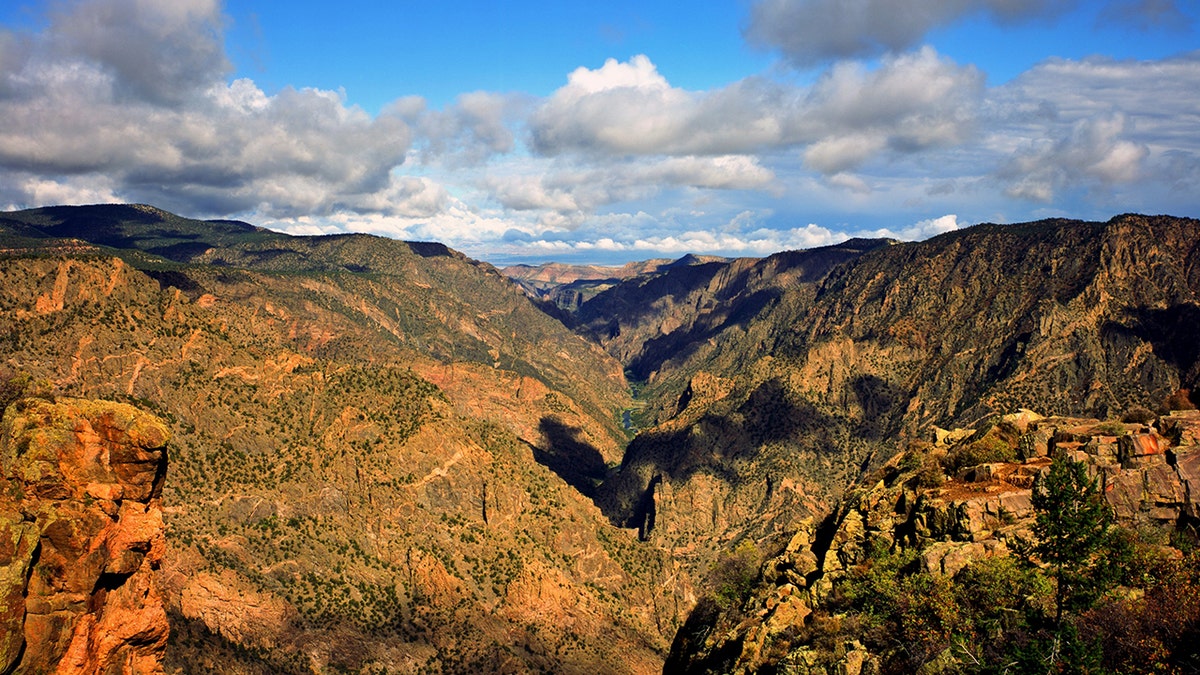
left=1031, top=455, right=1114, bottom=626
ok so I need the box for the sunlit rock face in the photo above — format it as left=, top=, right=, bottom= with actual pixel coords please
left=0, top=397, right=171, bottom=675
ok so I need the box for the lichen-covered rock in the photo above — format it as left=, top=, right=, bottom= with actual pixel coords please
left=0, top=397, right=170, bottom=675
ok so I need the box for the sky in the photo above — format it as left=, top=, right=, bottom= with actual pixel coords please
left=0, top=0, right=1198, bottom=265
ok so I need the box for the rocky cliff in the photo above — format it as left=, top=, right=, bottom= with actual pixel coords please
left=597, top=214, right=1200, bottom=604
left=665, top=408, right=1200, bottom=674
left=0, top=396, right=171, bottom=675
left=572, top=241, right=889, bottom=384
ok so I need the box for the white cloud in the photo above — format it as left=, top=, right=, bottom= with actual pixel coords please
left=857, top=214, right=962, bottom=240
left=50, top=0, right=229, bottom=104
left=529, top=49, right=982, bottom=175
left=486, top=155, right=775, bottom=218
left=986, top=54, right=1200, bottom=201
left=407, top=90, right=525, bottom=166
left=826, top=172, right=872, bottom=193
left=0, top=174, right=121, bottom=210
left=1001, top=114, right=1149, bottom=201
left=805, top=135, right=886, bottom=173
left=0, top=0, right=417, bottom=220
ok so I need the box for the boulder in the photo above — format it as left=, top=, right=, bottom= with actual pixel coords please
left=1161, top=411, right=1200, bottom=446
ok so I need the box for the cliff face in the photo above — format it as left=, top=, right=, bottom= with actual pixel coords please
left=597, top=215, right=1200, bottom=599
left=572, top=241, right=889, bottom=384
left=0, top=397, right=171, bottom=675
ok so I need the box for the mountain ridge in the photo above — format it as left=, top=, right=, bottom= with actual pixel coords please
left=0, top=203, right=678, bottom=673
left=1, top=204, right=1198, bottom=673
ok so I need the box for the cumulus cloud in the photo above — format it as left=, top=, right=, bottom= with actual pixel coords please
left=1000, top=113, right=1148, bottom=201
left=744, top=0, right=1076, bottom=65
left=50, top=0, right=230, bottom=104
left=987, top=53, right=1200, bottom=201
left=0, top=0, right=425, bottom=220
left=858, top=214, right=962, bottom=240
left=404, top=90, right=526, bottom=166
left=529, top=49, right=982, bottom=175
left=487, top=155, right=776, bottom=219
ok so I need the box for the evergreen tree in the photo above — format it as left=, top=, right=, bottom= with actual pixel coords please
left=1031, top=455, right=1115, bottom=626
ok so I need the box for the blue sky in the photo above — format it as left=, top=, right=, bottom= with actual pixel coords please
left=1, top=0, right=1198, bottom=264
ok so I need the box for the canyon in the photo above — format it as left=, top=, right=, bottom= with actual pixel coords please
left=0, top=206, right=1197, bottom=672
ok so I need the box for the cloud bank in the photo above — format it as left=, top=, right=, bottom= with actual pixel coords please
left=0, top=0, right=1198, bottom=263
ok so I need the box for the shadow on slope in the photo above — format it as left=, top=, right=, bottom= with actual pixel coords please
left=532, top=417, right=610, bottom=499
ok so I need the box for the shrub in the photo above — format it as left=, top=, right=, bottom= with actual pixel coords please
left=943, top=434, right=1016, bottom=474
left=707, top=541, right=761, bottom=609
left=914, top=456, right=946, bottom=489
left=1078, top=551, right=1200, bottom=674
left=1165, top=388, right=1197, bottom=412
left=1120, top=406, right=1155, bottom=424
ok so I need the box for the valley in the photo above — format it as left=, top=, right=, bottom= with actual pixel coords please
left=1, top=206, right=1198, bottom=673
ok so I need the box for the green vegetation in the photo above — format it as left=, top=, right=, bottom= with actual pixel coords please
left=818, top=455, right=1199, bottom=674
left=942, top=421, right=1019, bottom=474
left=706, top=541, right=761, bottom=610
left=1030, top=456, right=1116, bottom=625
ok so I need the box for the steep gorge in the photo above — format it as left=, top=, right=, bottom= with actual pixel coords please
left=1, top=207, right=1198, bottom=673
left=591, top=214, right=1200, bottom=605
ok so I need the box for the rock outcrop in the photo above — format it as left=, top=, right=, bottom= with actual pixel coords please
left=0, top=397, right=171, bottom=674
left=667, top=408, right=1200, bottom=674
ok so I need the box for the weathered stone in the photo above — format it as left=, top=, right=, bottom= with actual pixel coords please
left=1119, top=432, right=1169, bottom=465
left=0, top=511, right=39, bottom=674
left=764, top=593, right=812, bottom=637
left=997, top=490, right=1033, bottom=519
left=180, top=571, right=294, bottom=650
left=1175, top=446, right=1200, bottom=518
left=957, top=463, right=1001, bottom=483
left=0, top=398, right=171, bottom=675
left=1019, top=428, right=1053, bottom=459
left=1125, top=453, right=1168, bottom=470
left=837, top=641, right=868, bottom=675
left=1145, top=463, right=1184, bottom=505
left=934, top=427, right=974, bottom=446
left=1001, top=409, right=1044, bottom=433
left=1161, top=411, right=1200, bottom=446
left=1105, top=468, right=1144, bottom=521
left=1148, top=506, right=1179, bottom=521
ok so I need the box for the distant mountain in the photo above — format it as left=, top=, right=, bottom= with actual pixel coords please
left=501, top=256, right=727, bottom=312
left=571, top=239, right=892, bottom=382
